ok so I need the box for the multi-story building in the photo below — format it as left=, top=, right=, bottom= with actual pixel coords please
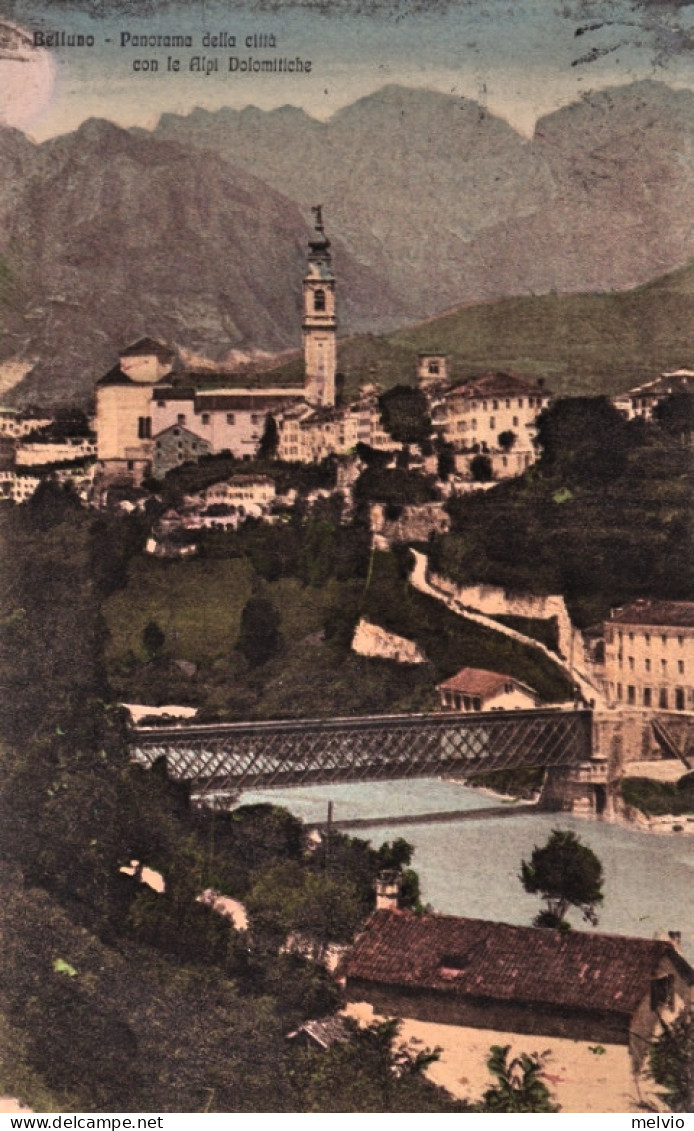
left=441, top=370, right=551, bottom=478
left=602, top=599, right=694, bottom=711
left=95, top=211, right=340, bottom=485
left=612, top=370, right=694, bottom=422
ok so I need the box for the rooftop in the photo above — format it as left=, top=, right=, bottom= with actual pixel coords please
left=609, top=600, right=694, bottom=628
left=341, top=910, right=692, bottom=1018
left=119, top=337, right=176, bottom=362
left=446, top=371, right=550, bottom=400
left=437, top=667, right=534, bottom=698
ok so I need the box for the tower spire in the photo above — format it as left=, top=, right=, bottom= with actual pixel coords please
left=302, top=206, right=337, bottom=407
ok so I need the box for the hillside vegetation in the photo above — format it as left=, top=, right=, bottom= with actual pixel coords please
left=430, top=399, right=694, bottom=628
left=104, top=515, right=571, bottom=720
left=260, top=259, right=694, bottom=403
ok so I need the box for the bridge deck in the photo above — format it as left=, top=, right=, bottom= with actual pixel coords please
left=130, top=707, right=593, bottom=800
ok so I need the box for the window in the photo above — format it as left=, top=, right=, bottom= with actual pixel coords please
left=251, top=414, right=261, bottom=425
left=513, top=416, right=519, bottom=427
left=492, top=400, right=499, bottom=410
left=201, top=413, right=210, bottom=425
left=676, top=688, right=685, bottom=711
left=627, top=685, right=635, bottom=705
left=313, top=289, right=326, bottom=312
left=645, top=634, right=650, bottom=645
left=659, top=688, right=669, bottom=709
left=678, top=636, right=684, bottom=647
left=177, top=414, right=186, bottom=426
left=226, top=413, right=235, bottom=425
left=489, top=417, right=496, bottom=429
left=428, top=361, right=440, bottom=375
left=505, top=399, right=510, bottom=409
left=678, top=660, right=685, bottom=674
left=661, top=659, right=667, bottom=673
left=662, top=635, right=668, bottom=646
left=651, top=974, right=674, bottom=1012
left=518, top=398, right=524, bottom=408
left=643, top=687, right=652, bottom=708
left=617, top=683, right=622, bottom=700
left=645, top=658, right=651, bottom=672
left=628, top=657, right=634, bottom=670
left=137, top=416, right=151, bottom=439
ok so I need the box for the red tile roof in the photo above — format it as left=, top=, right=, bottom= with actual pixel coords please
left=341, top=910, right=691, bottom=1018
left=609, top=600, right=694, bottom=628
left=445, top=372, right=550, bottom=400
left=437, top=667, right=534, bottom=700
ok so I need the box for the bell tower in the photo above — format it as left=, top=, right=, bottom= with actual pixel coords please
left=303, top=205, right=336, bottom=407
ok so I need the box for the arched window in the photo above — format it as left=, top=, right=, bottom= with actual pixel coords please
left=313, top=288, right=326, bottom=312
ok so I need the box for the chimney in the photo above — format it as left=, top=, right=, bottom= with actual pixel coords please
left=668, top=930, right=682, bottom=951
left=375, top=869, right=402, bottom=911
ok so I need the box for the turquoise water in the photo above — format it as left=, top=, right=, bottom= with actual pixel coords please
left=240, top=778, right=694, bottom=960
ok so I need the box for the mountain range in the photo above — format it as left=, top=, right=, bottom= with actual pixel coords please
left=3, top=79, right=694, bottom=406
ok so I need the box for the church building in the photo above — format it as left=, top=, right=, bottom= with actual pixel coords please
left=95, top=208, right=339, bottom=485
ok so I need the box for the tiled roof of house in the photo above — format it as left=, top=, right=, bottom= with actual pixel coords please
left=192, top=392, right=304, bottom=413
left=445, top=372, right=550, bottom=400
left=341, top=910, right=691, bottom=1017
left=437, top=667, right=534, bottom=699
left=119, top=337, right=176, bottom=362
left=152, top=387, right=196, bottom=402
left=609, top=600, right=694, bottom=628
left=618, top=372, right=694, bottom=399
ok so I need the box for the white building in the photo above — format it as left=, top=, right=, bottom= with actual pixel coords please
left=612, top=370, right=694, bottom=422
left=95, top=211, right=338, bottom=485
left=436, top=667, right=540, bottom=712
left=441, top=371, right=551, bottom=479
left=602, top=599, right=694, bottom=712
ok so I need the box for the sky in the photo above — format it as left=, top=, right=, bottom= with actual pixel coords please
left=2, top=0, right=694, bottom=140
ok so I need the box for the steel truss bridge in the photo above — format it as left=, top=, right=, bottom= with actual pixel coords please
left=130, top=708, right=593, bottom=804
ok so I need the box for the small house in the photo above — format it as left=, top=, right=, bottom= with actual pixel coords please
left=437, top=667, right=539, bottom=712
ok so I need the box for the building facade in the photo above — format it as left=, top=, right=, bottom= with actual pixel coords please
left=340, top=909, right=693, bottom=1067
left=612, top=370, right=694, bottom=422
left=602, top=599, right=694, bottom=711
left=442, top=371, right=551, bottom=478
left=302, top=205, right=337, bottom=408
left=437, top=667, right=540, bottom=712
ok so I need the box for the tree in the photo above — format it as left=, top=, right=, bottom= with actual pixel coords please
left=654, top=391, right=694, bottom=445
left=498, top=429, right=516, bottom=452
left=236, top=596, right=282, bottom=668
left=520, top=829, right=604, bottom=928
left=379, top=385, right=432, bottom=445
left=478, top=1045, right=559, bottom=1113
left=469, top=453, right=493, bottom=482
left=258, top=413, right=279, bottom=460
left=649, top=1014, right=694, bottom=1113
left=142, top=619, right=166, bottom=660
left=287, top=1018, right=464, bottom=1112
left=436, top=443, right=456, bottom=481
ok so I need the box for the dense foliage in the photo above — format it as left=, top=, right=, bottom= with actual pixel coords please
left=648, top=1013, right=694, bottom=1113
left=378, top=385, right=432, bottom=445
left=621, top=774, right=694, bottom=818
left=0, top=485, right=454, bottom=1113
left=431, top=399, right=694, bottom=627
left=520, top=829, right=604, bottom=929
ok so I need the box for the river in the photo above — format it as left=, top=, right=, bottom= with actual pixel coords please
left=239, top=777, right=694, bottom=961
